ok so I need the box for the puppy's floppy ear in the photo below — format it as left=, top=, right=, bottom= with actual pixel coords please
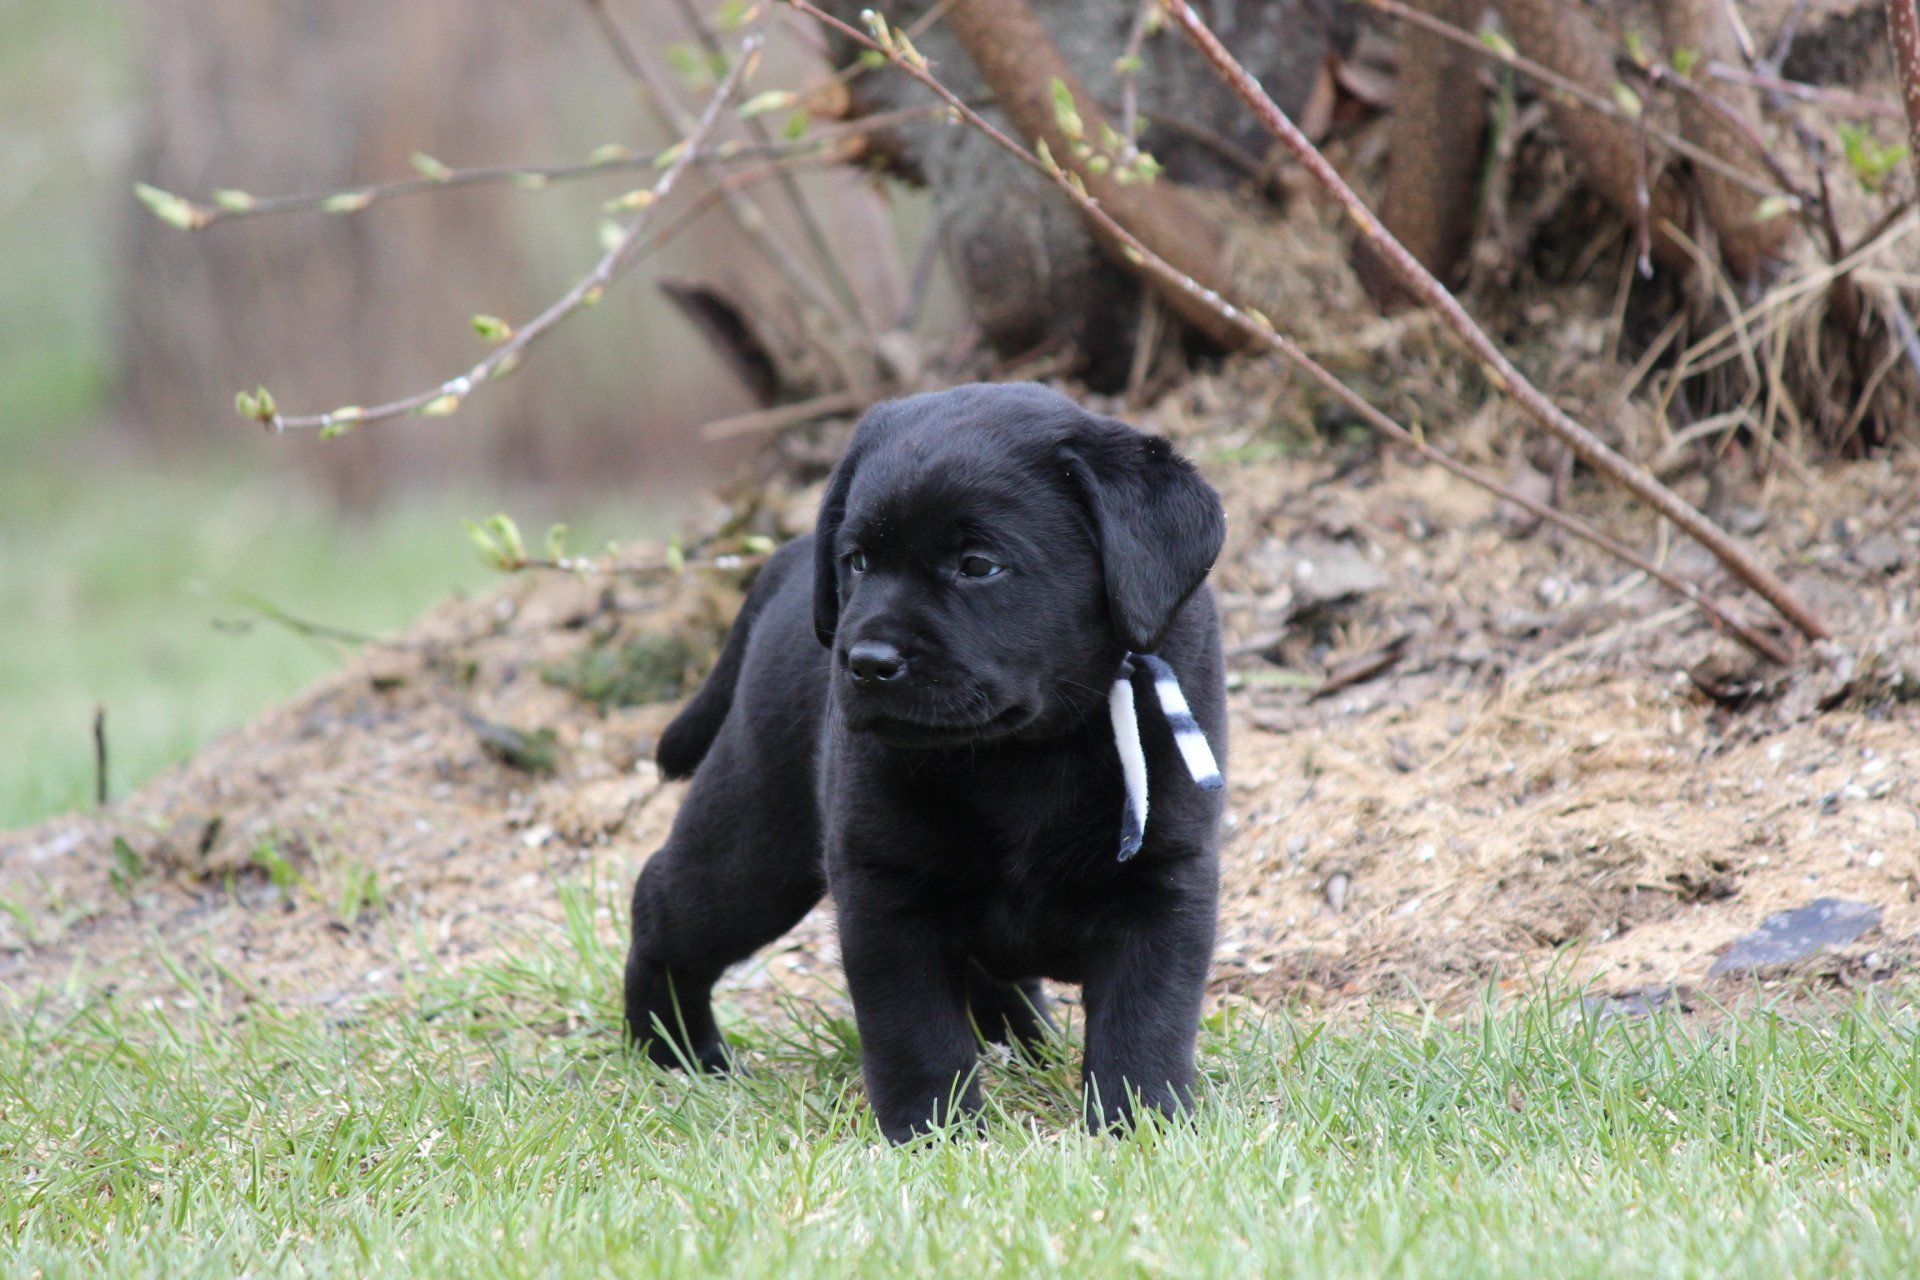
left=1063, top=420, right=1226, bottom=653
left=812, top=404, right=896, bottom=647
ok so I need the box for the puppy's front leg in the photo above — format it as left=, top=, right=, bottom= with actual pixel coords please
left=1080, top=912, right=1214, bottom=1133
left=838, top=901, right=981, bottom=1144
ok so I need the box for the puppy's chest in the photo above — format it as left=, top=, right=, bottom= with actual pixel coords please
left=903, top=766, right=1135, bottom=963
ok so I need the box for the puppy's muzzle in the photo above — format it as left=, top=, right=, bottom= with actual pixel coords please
left=845, top=640, right=907, bottom=686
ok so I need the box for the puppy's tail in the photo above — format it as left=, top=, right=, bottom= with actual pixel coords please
left=654, top=544, right=789, bottom=780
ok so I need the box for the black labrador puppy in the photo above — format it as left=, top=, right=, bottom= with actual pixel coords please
left=624, top=382, right=1227, bottom=1141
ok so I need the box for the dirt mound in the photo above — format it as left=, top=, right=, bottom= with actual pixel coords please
left=6, top=359, right=1918, bottom=1020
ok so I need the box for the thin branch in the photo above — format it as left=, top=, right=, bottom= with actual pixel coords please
left=1116, top=0, right=1159, bottom=153
left=512, top=550, right=772, bottom=577
left=1358, top=0, right=1797, bottom=208
left=1635, top=62, right=1814, bottom=216
left=1162, top=0, right=1827, bottom=646
left=664, top=0, right=874, bottom=330
left=580, top=0, right=873, bottom=382
left=786, top=0, right=1795, bottom=663
left=259, top=31, right=763, bottom=435
left=1892, top=0, right=1920, bottom=188
left=1704, top=62, right=1904, bottom=122
left=145, top=108, right=947, bottom=230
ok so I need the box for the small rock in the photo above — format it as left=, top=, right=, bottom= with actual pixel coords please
left=1708, top=898, right=1882, bottom=976
left=1853, top=533, right=1906, bottom=575
left=1583, top=984, right=1688, bottom=1019
left=1495, top=458, right=1554, bottom=539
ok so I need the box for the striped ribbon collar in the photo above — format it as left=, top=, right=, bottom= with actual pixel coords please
left=1108, top=653, right=1223, bottom=861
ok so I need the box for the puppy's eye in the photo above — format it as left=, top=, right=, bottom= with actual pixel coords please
left=958, top=554, right=1004, bottom=579
left=848, top=549, right=868, bottom=574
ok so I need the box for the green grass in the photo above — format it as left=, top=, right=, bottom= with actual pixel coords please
left=0, top=461, right=641, bottom=829
left=3, top=882, right=1918, bottom=1279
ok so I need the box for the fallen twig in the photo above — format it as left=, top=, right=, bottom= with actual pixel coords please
left=699, top=390, right=868, bottom=440
left=788, top=0, right=1796, bottom=663
left=1161, top=0, right=1826, bottom=648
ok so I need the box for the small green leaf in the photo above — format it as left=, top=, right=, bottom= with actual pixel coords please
left=410, top=151, right=453, bottom=180
left=1610, top=81, right=1643, bottom=119
left=1113, top=53, right=1144, bottom=76
left=467, top=520, right=506, bottom=569
left=1623, top=30, right=1650, bottom=68
left=511, top=172, right=552, bottom=190
left=782, top=112, right=810, bottom=142
left=739, top=89, right=797, bottom=118
left=321, top=190, right=373, bottom=214
left=1838, top=124, right=1908, bottom=192
left=653, top=142, right=689, bottom=170
left=211, top=188, right=255, bottom=212
left=418, top=393, right=462, bottom=419
left=1478, top=30, right=1517, bottom=59
left=134, top=182, right=203, bottom=229
left=545, top=523, right=569, bottom=561
left=470, top=314, right=513, bottom=343
left=233, top=386, right=278, bottom=425
left=321, top=406, right=365, bottom=438
left=665, top=536, right=686, bottom=573
left=598, top=220, right=626, bottom=254
left=1670, top=46, right=1701, bottom=76
left=1752, top=195, right=1793, bottom=223
left=588, top=143, right=633, bottom=165
left=1050, top=78, right=1085, bottom=141
left=665, top=44, right=720, bottom=87
left=487, top=514, right=526, bottom=565
left=603, top=188, right=656, bottom=214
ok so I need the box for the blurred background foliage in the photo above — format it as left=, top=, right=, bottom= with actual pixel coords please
left=0, top=0, right=924, bottom=826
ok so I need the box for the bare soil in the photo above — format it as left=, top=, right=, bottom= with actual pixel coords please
left=6, top=356, right=1917, bottom=1024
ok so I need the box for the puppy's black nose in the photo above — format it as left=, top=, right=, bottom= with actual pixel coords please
left=846, top=640, right=907, bottom=685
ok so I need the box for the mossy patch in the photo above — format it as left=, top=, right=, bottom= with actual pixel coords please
left=542, top=634, right=700, bottom=711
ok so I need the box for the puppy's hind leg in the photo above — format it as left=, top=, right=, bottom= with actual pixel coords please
left=966, top=968, right=1055, bottom=1056
left=624, top=818, right=823, bottom=1074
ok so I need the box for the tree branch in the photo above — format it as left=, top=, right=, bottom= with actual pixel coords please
left=579, top=0, right=877, bottom=382
left=255, top=31, right=763, bottom=435
left=135, top=108, right=946, bottom=231
left=1892, top=0, right=1920, bottom=189
left=664, top=0, right=874, bottom=329
left=1160, top=0, right=1827, bottom=646
left=787, top=0, right=1796, bottom=663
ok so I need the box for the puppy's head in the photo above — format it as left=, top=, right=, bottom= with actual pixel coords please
left=813, top=383, right=1223, bottom=749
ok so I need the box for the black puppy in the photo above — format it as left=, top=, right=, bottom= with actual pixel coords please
left=624, top=382, right=1227, bottom=1141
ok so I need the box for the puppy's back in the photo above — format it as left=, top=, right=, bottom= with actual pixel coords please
left=656, top=538, right=813, bottom=780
